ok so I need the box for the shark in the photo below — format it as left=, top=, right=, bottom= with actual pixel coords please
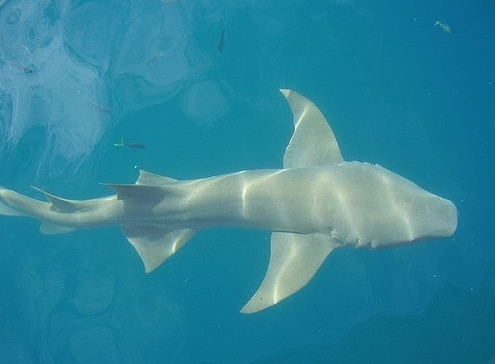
left=0, top=89, right=457, bottom=313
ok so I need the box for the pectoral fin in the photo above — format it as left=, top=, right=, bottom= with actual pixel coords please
left=280, top=89, right=343, bottom=168
left=241, top=232, right=340, bottom=313
left=122, top=225, right=195, bottom=273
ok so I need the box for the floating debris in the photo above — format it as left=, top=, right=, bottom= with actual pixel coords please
left=77, top=90, right=111, bottom=114
left=217, top=20, right=227, bottom=53
left=434, top=20, right=452, bottom=33
left=114, top=138, right=146, bottom=149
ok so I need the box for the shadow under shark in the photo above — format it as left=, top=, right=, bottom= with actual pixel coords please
left=0, top=90, right=457, bottom=313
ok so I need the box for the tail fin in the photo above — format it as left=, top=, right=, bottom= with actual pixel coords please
left=0, top=186, right=79, bottom=234
left=0, top=187, right=26, bottom=216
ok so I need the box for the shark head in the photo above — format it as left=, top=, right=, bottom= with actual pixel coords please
left=409, top=192, right=457, bottom=240
left=376, top=167, right=458, bottom=245
left=307, top=162, right=458, bottom=250
left=242, top=90, right=458, bottom=314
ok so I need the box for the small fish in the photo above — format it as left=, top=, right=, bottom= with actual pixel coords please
left=434, top=20, right=452, bottom=33
left=23, top=64, right=37, bottom=74
left=114, top=138, right=146, bottom=149
left=144, top=50, right=166, bottom=65
left=6, top=61, right=37, bottom=74
left=217, top=20, right=227, bottom=53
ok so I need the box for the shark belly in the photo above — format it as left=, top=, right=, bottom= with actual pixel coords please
left=170, top=168, right=331, bottom=234
left=168, top=161, right=456, bottom=250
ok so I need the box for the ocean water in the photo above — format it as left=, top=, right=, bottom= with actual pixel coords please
left=0, top=0, right=494, bottom=363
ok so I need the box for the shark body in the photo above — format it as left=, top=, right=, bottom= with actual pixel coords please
left=0, top=90, right=457, bottom=313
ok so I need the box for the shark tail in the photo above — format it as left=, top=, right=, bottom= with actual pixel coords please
left=0, top=186, right=80, bottom=234
left=0, top=187, right=27, bottom=217
left=0, top=181, right=194, bottom=274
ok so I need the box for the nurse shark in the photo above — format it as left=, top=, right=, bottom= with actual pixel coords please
left=0, top=90, right=457, bottom=313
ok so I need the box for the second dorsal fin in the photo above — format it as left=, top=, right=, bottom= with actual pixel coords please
left=32, top=187, right=85, bottom=213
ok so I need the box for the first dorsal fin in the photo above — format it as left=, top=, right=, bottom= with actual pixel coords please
left=280, top=89, right=343, bottom=168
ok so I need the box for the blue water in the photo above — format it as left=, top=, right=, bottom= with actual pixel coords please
left=0, top=0, right=494, bottom=363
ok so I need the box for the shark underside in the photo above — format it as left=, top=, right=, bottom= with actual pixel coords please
left=0, top=89, right=458, bottom=313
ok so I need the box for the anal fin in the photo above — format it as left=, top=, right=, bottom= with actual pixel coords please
left=122, top=224, right=194, bottom=273
left=241, top=232, right=339, bottom=313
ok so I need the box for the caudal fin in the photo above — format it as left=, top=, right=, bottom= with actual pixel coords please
left=0, top=186, right=78, bottom=234
left=0, top=187, right=26, bottom=216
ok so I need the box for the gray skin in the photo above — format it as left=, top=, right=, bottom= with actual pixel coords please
left=0, top=89, right=457, bottom=313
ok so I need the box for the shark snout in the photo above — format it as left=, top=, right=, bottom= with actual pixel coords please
left=443, top=198, right=458, bottom=237
left=423, top=195, right=458, bottom=239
